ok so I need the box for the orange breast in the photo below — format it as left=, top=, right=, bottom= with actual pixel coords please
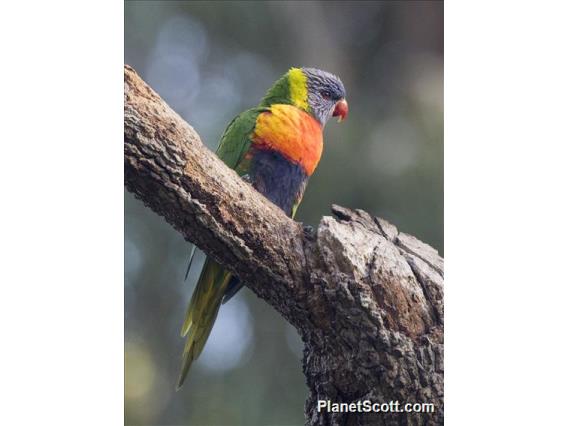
left=252, top=104, right=323, bottom=176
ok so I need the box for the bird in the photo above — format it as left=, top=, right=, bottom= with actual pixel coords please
left=177, top=67, right=348, bottom=389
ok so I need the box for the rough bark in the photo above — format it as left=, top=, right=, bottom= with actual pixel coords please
left=124, top=65, right=444, bottom=425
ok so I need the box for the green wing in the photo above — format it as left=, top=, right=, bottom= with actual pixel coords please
left=215, top=107, right=267, bottom=175
left=177, top=107, right=267, bottom=389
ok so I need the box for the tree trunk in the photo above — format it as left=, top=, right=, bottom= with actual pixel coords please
left=124, top=65, right=444, bottom=425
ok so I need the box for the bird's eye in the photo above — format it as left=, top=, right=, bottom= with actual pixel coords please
left=320, top=90, right=331, bottom=100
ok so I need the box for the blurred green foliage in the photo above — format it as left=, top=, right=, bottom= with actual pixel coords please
left=125, top=1, right=442, bottom=425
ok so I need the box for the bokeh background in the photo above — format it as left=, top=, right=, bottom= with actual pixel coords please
left=125, top=1, right=443, bottom=425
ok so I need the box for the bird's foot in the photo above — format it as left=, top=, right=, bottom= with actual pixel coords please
left=302, top=224, right=315, bottom=240
left=241, top=174, right=253, bottom=184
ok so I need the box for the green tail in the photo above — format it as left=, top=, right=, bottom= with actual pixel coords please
left=176, top=257, right=232, bottom=389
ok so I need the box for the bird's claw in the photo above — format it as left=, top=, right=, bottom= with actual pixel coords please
left=241, top=174, right=253, bottom=184
left=302, top=224, right=315, bottom=239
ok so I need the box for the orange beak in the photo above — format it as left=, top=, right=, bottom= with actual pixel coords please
left=333, top=99, right=349, bottom=122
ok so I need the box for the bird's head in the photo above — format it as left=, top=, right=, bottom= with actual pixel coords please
left=300, top=67, right=348, bottom=126
left=260, top=67, right=348, bottom=126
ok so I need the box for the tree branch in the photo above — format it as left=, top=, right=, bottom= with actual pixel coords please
left=124, top=65, right=444, bottom=425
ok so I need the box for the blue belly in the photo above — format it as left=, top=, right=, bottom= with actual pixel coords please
left=249, top=148, right=308, bottom=216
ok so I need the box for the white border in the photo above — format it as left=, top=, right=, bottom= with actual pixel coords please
left=1, top=2, right=124, bottom=424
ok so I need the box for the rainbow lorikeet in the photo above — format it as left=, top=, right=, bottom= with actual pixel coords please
left=177, top=67, right=348, bottom=388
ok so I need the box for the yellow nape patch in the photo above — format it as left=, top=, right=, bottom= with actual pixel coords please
left=288, top=68, right=308, bottom=111
left=253, top=104, right=323, bottom=176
